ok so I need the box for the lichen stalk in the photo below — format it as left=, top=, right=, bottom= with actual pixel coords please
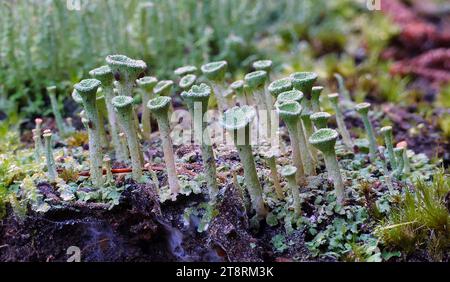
left=181, top=84, right=219, bottom=201
left=281, top=166, right=301, bottom=216
left=356, top=102, right=378, bottom=161
left=328, top=93, right=353, bottom=150
left=222, top=106, right=268, bottom=218
left=380, top=126, right=397, bottom=170
left=147, top=96, right=181, bottom=199
left=89, top=65, right=124, bottom=161
left=309, top=129, right=345, bottom=203
left=74, top=79, right=104, bottom=188
left=112, top=96, right=143, bottom=182
left=47, top=86, right=66, bottom=136
left=43, top=130, right=57, bottom=182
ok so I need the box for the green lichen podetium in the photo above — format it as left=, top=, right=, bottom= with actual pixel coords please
left=147, top=96, right=181, bottom=199
left=276, top=90, right=315, bottom=177
left=137, top=76, right=158, bottom=139
left=43, top=130, right=57, bottom=182
left=311, top=112, right=332, bottom=129
left=230, top=80, right=247, bottom=106
left=276, top=101, right=307, bottom=182
left=268, top=78, right=293, bottom=99
left=112, top=95, right=143, bottom=182
left=89, top=65, right=125, bottom=161
left=245, top=70, right=273, bottom=143
left=46, top=86, right=66, bottom=136
left=181, top=83, right=218, bottom=201
left=311, top=86, right=324, bottom=113
left=290, top=72, right=319, bottom=164
left=179, top=74, right=197, bottom=91
left=253, top=59, right=274, bottom=110
left=106, top=54, right=147, bottom=97
left=356, top=102, right=378, bottom=161
left=174, top=65, right=197, bottom=77
left=221, top=106, right=268, bottom=218
left=380, top=126, right=397, bottom=170
left=281, top=165, right=301, bottom=216
left=74, top=78, right=104, bottom=188
left=309, top=128, right=345, bottom=204
left=201, top=61, right=229, bottom=113
left=328, top=93, right=354, bottom=150
left=106, top=54, right=147, bottom=142
left=263, top=149, right=284, bottom=200
left=33, top=118, right=44, bottom=160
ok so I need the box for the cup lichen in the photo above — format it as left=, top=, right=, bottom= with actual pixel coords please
left=112, top=95, right=143, bottom=182
left=355, top=102, right=378, bottom=161
left=74, top=78, right=104, bottom=188
left=309, top=128, right=345, bottom=203
left=181, top=83, right=218, bottom=201
left=221, top=106, right=268, bottom=218
left=147, top=96, right=181, bottom=199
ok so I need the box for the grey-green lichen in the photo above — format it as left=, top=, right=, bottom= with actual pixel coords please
left=43, top=129, right=57, bottom=182
left=74, top=78, right=103, bottom=188
left=147, top=96, right=180, bottom=199
left=47, top=86, right=66, bottom=136
left=221, top=106, right=268, bottom=218
left=355, top=102, right=377, bottom=161
left=112, top=95, right=143, bottom=182
left=328, top=93, right=354, bottom=150
left=89, top=65, right=124, bottom=161
left=281, top=165, right=301, bottom=216
left=311, top=112, right=331, bottom=129
left=137, top=76, right=158, bottom=139
left=181, top=83, right=218, bottom=201
left=309, top=128, right=345, bottom=203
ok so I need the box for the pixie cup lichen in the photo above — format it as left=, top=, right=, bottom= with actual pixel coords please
left=178, top=74, right=197, bottom=91
left=290, top=72, right=318, bottom=100
left=311, top=86, right=324, bottom=112
left=181, top=83, right=218, bottom=201
left=276, top=90, right=315, bottom=176
left=105, top=54, right=147, bottom=97
left=174, top=65, right=197, bottom=77
left=230, top=80, right=247, bottom=106
left=74, top=78, right=104, bottom=188
left=281, top=165, right=301, bottom=216
left=201, top=61, right=229, bottom=112
left=112, top=95, right=143, bottom=182
left=261, top=148, right=284, bottom=200
left=47, top=86, right=66, bottom=136
left=245, top=70, right=273, bottom=141
left=380, top=126, right=397, bottom=170
left=328, top=93, right=353, bottom=150
left=245, top=70, right=268, bottom=112
left=153, top=80, right=174, bottom=97
left=89, top=65, right=124, bottom=159
left=43, top=129, right=57, bottom=182
left=33, top=118, right=43, bottom=159
left=268, top=78, right=293, bottom=99
left=221, top=106, right=268, bottom=218
left=276, top=101, right=307, bottom=181
left=355, top=102, right=378, bottom=161
left=137, top=76, right=158, bottom=139
left=311, top=112, right=331, bottom=129
left=147, top=96, right=180, bottom=199
left=309, top=128, right=345, bottom=204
